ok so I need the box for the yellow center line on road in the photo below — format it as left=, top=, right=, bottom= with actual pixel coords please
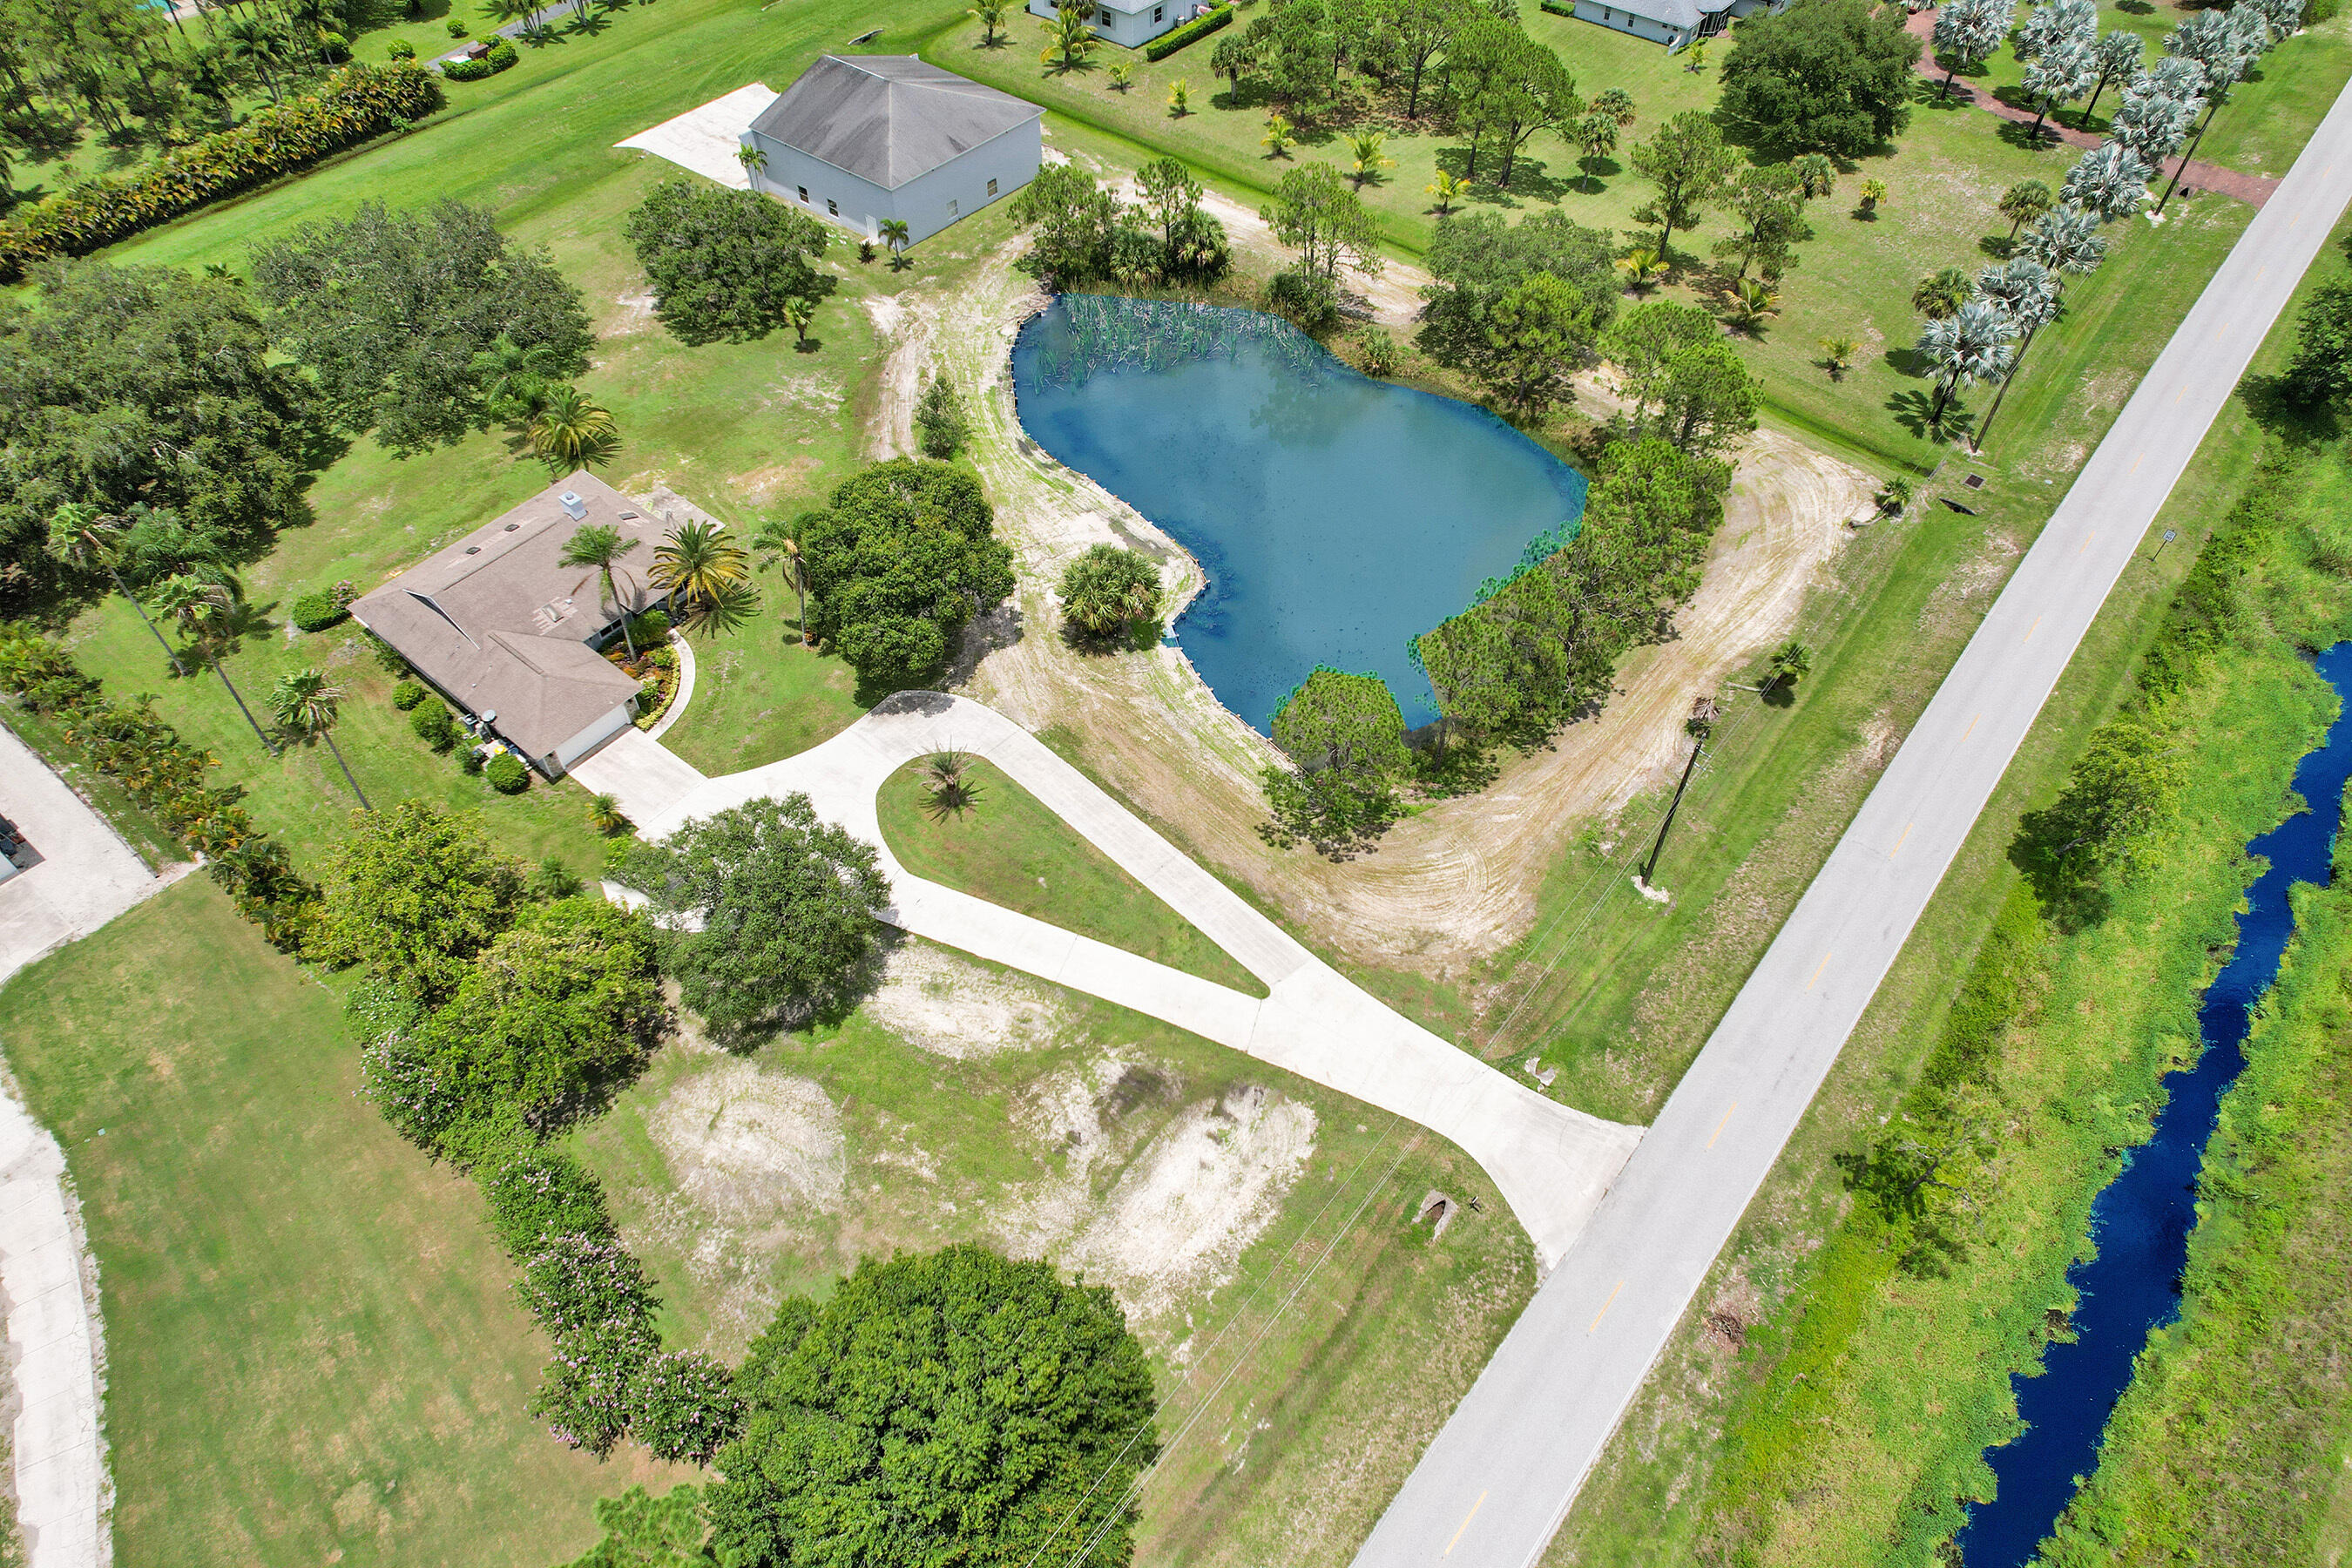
left=1963, top=713, right=1982, bottom=741
left=1707, top=1104, right=1738, bottom=1149
left=1588, top=1281, right=1625, bottom=1335
left=1443, top=1491, right=1489, bottom=1556
left=1808, top=952, right=1832, bottom=991
left=2078, top=531, right=2095, bottom=556
left=2024, top=616, right=2042, bottom=645
left=2131, top=452, right=2145, bottom=474
left=1889, top=822, right=1914, bottom=858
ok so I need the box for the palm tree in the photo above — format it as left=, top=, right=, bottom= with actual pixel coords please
left=588, top=792, right=632, bottom=836
left=1040, top=7, right=1093, bottom=70
left=1999, top=179, right=2054, bottom=241
left=1261, top=113, right=1295, bottom=158
left=1767, top=639, right=1812, bottom=693
left=44, top=504, right=183, bottom=676
left=528, top=387, right=621, bottom=472
left=2082, top=29, right=2145, bottom=124
left=2019, top=202, right=2107, bottom=288
left=482, top=0, right=535, bottom=22
left=147, top=573, right=278, bottom=755
left=1347, top=131, right=1394, bottom=189
left=1918, top=299, right=2017, bottom=430
left=877, top=218, right=912, bottom=269
left=1818, top=335, right=1858, bottom=381
left=1426, top=169, right=1466, bottom=214
left=1791, top=152, right=1835, bottom=199
left=471, top=333, right=564, bottom=427
left=923, top=750, right=982, bottom=820
left=676, top=578, right=761, bottom=639
left=222, top=15, right=287, bottom=103
left=652, top=520, right=753, bottom=628
left=748, top=516, right=811, bottom=640
left=1910, top=267, right=1973, bottom=321
left=1616, top=247, right=1668, bottom=291
left=559, top=523, right=644, bottom=655
left=736, top=145, right=767, bottom=186
left=1727, top=279, right=1778, bottom=334
left=2021, top=35, right=2093, bottom=139
left=1107, top=61, right=1134, bottom=91
left=1167, top=78, right=1191, bottom=116
left=2060, top=141, right=2153, bottom=223
left=783, top=294, right=818, bottom=348
left=973, top=0, right=1008, bottom=44
left=1970, top=259, right=2062, bottom=452
left=268, top=668, right=368, bottom=808
left=1856, top=177, right=1888, bottom=214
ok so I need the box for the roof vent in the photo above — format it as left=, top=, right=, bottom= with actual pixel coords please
left=559, top=491, right=587, bottom=521
left=463, top=545, right=482, bottom=555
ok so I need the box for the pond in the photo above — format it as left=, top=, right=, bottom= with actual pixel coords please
left=1010, top=294, right=1589, bottom=732
left=1953, top=641, right=2352, bottom=1566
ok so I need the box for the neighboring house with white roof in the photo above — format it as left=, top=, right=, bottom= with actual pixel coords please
left=738, top=56, right=1043, bottom=246
left=1569, top=0, right=1781, bottom=51
left=1023, top=0, right=1202, bottom=49
left=351, top=472, right=674, bottom=779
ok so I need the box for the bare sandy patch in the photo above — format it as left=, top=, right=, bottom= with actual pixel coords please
left=610, top=288, right=659, bottom=336
left=726, top=457, right=821, bottom=505
left=646, top=1058, right=847, bottom=1225
left=865, top=942, right=1073, bottom=1060
left=1067, top=1085, right=1318, bottom=1328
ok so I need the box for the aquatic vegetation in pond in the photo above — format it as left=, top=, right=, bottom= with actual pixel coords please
left=1011, top=295, right=1587, bottom=731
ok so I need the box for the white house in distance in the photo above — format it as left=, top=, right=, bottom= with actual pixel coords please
left=350, top=473, right=675, bottom=780
left=1024, top=0, right=1198, bottom=50
left=1570, top=0, right=1781, bottom=51
left=739, top=57, right=1042, bottom=247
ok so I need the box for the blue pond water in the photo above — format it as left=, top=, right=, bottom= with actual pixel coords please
left=1010, top=294, right=1589, bottom=731
left=1955, top=640, right=2352, bottom=1567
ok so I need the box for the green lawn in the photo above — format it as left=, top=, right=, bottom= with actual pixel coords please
left=0, top=879, right=687, bottom=1567
left=877, top=756, right=1267, bottom=994
left=656, top=618, right=868, bottom=779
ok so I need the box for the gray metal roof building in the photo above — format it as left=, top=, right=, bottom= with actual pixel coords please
left=740, top=57, right=1043, bottom=246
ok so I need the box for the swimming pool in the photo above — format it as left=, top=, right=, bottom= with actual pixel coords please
left=1010, top=295, right=1589, bottom=732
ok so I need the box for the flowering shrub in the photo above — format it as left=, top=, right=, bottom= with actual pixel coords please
left=627, top=1350, right=743, bottom=1465
left=0, top=625, right=318, bottom=950
left=0, top=64, right=445, bottom=282
left=483, top=1149, right=617, bottom=1260
left=521, top=1235, right=664, bottom=1456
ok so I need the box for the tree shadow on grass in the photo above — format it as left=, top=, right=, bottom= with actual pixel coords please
left=1885, top=386, right=1977, bottom=443
left=2238, top=370, right=2345, bottom=446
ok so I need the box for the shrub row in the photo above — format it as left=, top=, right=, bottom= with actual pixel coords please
left=1538, top=0, right=1573, bottom=14
left=1143, top=3, right=1232, bottom=61
left=485, top=1148, right=741, bottom=1462
left=0, top=625, right=319, bottom=950
left=0, top=64, right=445, bottom=282
left=442, top=37, right=518, bottom=82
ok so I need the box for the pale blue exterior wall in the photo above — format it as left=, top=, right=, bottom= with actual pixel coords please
left=1568, top=0, right=1774, bottom=51
left=740, top=116, right=1042, bottom=246
left=1024, top=0, right=1188, bottom=48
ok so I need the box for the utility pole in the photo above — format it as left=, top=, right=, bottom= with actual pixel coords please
left=1640, top=695, right=1719, bottom=889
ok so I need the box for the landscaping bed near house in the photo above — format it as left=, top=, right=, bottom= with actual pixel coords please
left=609, top=641, right=680, bottom=731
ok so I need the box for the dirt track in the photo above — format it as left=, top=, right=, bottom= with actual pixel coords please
left=885, top=240, right=1877, bottom=975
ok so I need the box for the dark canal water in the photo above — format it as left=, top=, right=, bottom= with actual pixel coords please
left=1956, top=640, right=2352, bottom=1565
left=1010, top=294, right=1587, bottom=732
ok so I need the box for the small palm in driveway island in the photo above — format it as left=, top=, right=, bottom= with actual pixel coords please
left=923, top=750, right=983, bottom=821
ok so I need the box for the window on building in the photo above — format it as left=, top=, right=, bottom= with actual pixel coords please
left=949, top=198, right=960, bottom=216
left=827, top=198, right=838, bottom=216
left=1153, top=4, right=1164, bottom=18
left=1097, top=5, right=1110, bottom=22
left=796, top=186, right=809, bottom=202
left=988, top=177, right=999, bottom=196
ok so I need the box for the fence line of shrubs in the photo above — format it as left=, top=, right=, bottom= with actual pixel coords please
left=0, top=625, right=320, bottom=951
left=0, top=64, right=445, bottom=283
left=1143, top=3, right=1233, bottom=61
left=443, top=37, right=520, bottom=82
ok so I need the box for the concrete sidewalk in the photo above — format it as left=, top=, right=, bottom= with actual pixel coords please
left=636, top=693, right=1642, bottom=1268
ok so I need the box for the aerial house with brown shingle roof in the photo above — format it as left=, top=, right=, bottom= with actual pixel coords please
left=351, top=472, right=672, bottom=779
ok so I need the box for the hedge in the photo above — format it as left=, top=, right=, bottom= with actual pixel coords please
left=443, top=37, right=518, bottom=82
left=0, top=64, right=445, bottom=282
left=1144, top=3, right=1232, bottom=61
left=289, top=591, right=348, bottom=632
left=391, top=679, right=426, bottom=710
left=1538, top=0, right=1573, bottom=13
left=0, top=625, right=320, bottom=950
left=485, top=752, right=531, bottom=793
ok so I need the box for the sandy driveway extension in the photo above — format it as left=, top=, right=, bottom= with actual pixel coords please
left=633, top=693, right=1642, bottom=1269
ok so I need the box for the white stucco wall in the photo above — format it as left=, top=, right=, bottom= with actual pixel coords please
left=1024, top=0, right=1185, bottom=47
left=740, top=116, right=1041, bottom=247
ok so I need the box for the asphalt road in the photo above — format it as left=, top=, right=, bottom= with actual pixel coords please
left=1352, top=78, right=2352, bottom=1568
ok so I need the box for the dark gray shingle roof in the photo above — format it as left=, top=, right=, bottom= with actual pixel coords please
left=747, top=56, right=1042, bottom=190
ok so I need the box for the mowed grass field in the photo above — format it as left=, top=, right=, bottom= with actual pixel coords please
left=0, top=880, right=687, bottom=1566
left=877, top=756, right=1267, bottom=992
left=937, top=0, right=2352, bottom=471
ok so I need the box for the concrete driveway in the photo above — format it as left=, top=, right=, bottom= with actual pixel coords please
left=0, top=721, right=180, bottom=988
left=615, top=84, right=781, bottom=192
left=631, top=693, right=1643, bottom=1269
